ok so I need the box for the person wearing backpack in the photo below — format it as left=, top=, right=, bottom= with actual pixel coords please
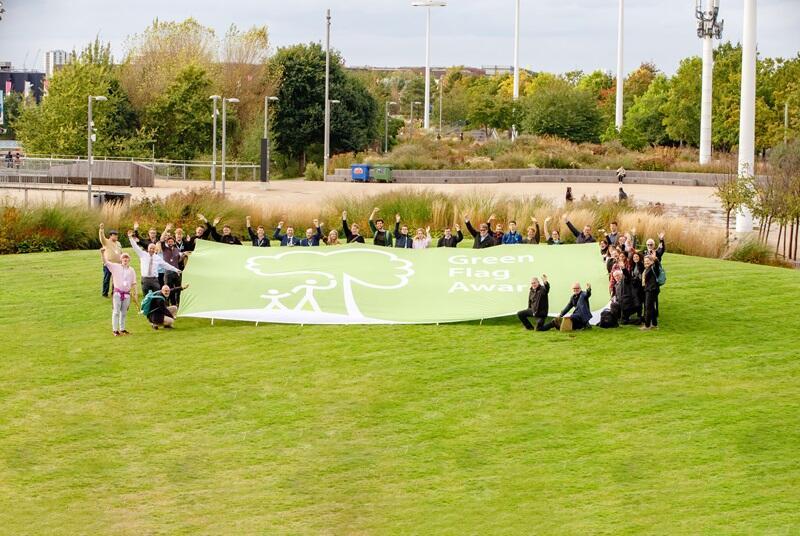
left=641, top=255, right=661, bottom=330
left=141, top=284, right=189, bottom=330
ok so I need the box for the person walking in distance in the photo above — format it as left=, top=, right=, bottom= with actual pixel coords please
left=128, top=230, right=181, bottom=297
left=100, top=247, right=136, bottom=336
left=517, top=274, right=550, bottom=331
left=99, top=223, right=123, bottom=298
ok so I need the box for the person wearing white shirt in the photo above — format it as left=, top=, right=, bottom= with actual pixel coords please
left=412, top=227, right=432, bottom=249
left=128, top=230, right=181, bottom=297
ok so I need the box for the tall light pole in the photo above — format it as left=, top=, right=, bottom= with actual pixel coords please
left=410, top=101, right=421, bottom=138
left=264, top=95, right=278, bottom=184
left=86, top=95, right=107, bottom=208
left=412, top=1, right=447, bottom=131
left=512, top=0, right=521, bottom=140
left=323, top=9, right=332, bottom=179
left=209, top=95, right=220, bottom=189
left=385, top=101, right=397, bottom=153
left=696, top=0, right=723, bottom=165
left=438, top=76, right=444, bottom=137
left=615, top=0, right=625, bottom=131
left=736, top=0, right=756, bottom=233
left=221, top=97, right=239, bottom=196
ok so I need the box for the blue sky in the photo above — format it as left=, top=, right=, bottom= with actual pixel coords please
left=1, top=0, right=798, bottom=75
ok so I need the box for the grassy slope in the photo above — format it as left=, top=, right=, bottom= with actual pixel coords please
left=0, top=250, right=799, bottom=534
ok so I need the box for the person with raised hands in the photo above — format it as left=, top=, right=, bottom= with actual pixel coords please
left=100, top=246, right=136, bottom=336
left=437, top=224, right=463, bottom=248
left=246, top=216, right=271, bottom=247
left=541, top=282, right=593, bottom=332
left=502, top=220, right=523, bottom=245
left=301, top=219, right=324, bottom=247
left=464, top=213, right=496, bottom=249
left=128, top=229, right=181, bottom=298
left=644, top=232, right=667, bottom=261
left=199, top=214, right=242, bottom=245
left=341, top=211, right=365, bottom=244
left=412, top=227, right=432, bottom=249
left=274, top=219, right=302, bottom=246
left=394, top=213, right=413, bottom=249
left=368, top=208, right=393, bottom=247
left=543, top=217, right=563, bottom=245
left=99, top=223, right=123, bottom=298
left=522, top=217, right=541, bottom=244
left=563, top=214, right=596, bottom=244
left=517, top=274, right=550, bottom=331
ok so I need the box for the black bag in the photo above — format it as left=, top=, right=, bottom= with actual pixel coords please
left=598, top=308, right=619, bottom=329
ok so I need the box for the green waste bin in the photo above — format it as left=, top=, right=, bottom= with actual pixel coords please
left=373, top=165, right=393, bottom=183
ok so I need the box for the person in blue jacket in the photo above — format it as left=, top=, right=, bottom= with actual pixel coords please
left=502, top=220, right=523, bottom=244
left=301, top=219, right=324, bottom=246
left=541, top=282, right=592, bottom=331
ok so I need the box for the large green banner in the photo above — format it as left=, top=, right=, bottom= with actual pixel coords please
left=179, top=241, right=610, bottom=325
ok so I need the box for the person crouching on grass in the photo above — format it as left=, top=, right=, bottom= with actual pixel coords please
left=143, top=284, right=189, bottom=330
left=517, top=274, right=550, bottom=331
left=101, top=247, right=136, bottom=336
left=541, top=282, right=592, bottom=331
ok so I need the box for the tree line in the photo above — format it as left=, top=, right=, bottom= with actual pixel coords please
left=5, top=18, right=800, bottom=176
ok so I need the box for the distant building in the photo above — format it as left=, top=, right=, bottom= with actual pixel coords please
left=0, top=62, right=45, bottom=103
left=44, top=50, right=68, bottom=77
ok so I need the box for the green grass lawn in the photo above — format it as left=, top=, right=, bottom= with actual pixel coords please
left=1, top=250, right=799, bottom=534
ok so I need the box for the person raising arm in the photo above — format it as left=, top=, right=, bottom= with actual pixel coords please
left=368, top=208, right=393, bottom=247
left=341, top=211, right=365, bottom=244
left=437, top=224, right=463, bottom=248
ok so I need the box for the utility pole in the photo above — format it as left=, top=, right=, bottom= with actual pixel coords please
left=512, top=0, right=520, bottom=141
left=696, top=0, right=723, bottom=165
left=736, top=0, right=756, bottom=233
left=323, top=9, right=332, bottom=179
left=209, top=95, right=220, bottom=189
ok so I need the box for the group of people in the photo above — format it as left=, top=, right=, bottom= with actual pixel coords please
left=4, top=151, right=22, bottom=169
left=97, top=209, right=666, bottom=335
left=516, top=219, right=666, bottom=333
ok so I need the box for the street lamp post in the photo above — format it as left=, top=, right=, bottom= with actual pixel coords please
left=209, top=95, right=220, bottom=189
left=412, top=1, right=447, bottom=131
left=221, top=97, right=239, bottom=196
left=385, top=101, right=397, bottom=153
left=696, top=0, right=723, bottom=165
left=86, top=95, right=107, bottom=208
left=323, top=9, right=332, bottom=179
left=512, top=0, right=520, bottom=140
left=615, top=0, right=625, bottom=131
left=410, top=101, right=422, bottom=138
left=264, top=95, right=278, bottom=183
left=736, top=0, right=756, bottom=233
left=325, top=99, right=341, bottom=173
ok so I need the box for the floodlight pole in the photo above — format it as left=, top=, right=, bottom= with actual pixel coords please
left=696, top=0, right=723, bottom=165
left=736, top=0, right=756, bottom=233
left=512, top=0, right=520, bottom=141
left=210, top=95, right=220, bottom=189
left=86, top=95, right=107, bottom=208
left=614, top=0, right=624, bottom=131
left=412, top=1, right=447, bottom=131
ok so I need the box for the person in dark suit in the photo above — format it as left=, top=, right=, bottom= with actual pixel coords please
left=394, top=214, right=413, bottom=248
left=245, top=216, right=271, bottom=247
left=464, top=214, right=496, bottom=249
left=301, top=220, right=324, bottom=246
left=541, top=282, right=592, bottom=331
left=341, top=211, right=365, bottom=244
left=437, top=225, right=463, bottom=247
left=274, top=221, right=302, bottom=246
left=517, top=274, right=550, bottom=330
left=563, top=215, right=596, bottom=244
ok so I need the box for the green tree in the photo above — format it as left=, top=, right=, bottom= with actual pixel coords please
left=13, top=48, right=144, bottom=156
left=520, top=80, right=602, bottom=143
left=266, top=43, right=379, bottom=171
left=624, top=74, right=672, bottom=147
left=661, top=56, right=702, bottom=146
left=142, top=64, right=214, bottom=160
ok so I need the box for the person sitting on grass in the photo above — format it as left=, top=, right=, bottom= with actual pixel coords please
left=325, top=229, right=341, bottom=246
left=141, top=284, right=189, bottom=331
left=563, top=215, right=596, bottom=244
left=541, top=282, right=592, bottom=331
left=341, top=211, right=365, bottom=244
left=245, top=216, right=271, bottom=247
left=100, top=247, right=136, bottom=336
left=99, top=223, right=123, bottom=298
left=274, top=220, right=302, bottom=246
left=301, top=220, right=324, bottom=247
left=502, top=220, right=523, bottom=244
left=368, top=208, right=393, bottom=247
left=517, top=274, right=550, bottom=331
left=394, top=214, right=413, bottom=248
left=464, top=214, right=497, bottom=249
left=412, top=227, right=432, bottom=249
left=437, top=225, right=463, bottom=248
left=544, top=217, right=563, bottom=245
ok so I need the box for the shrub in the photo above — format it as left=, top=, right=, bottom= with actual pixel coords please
left=724, top=238, right=782, bottom=266
left=304, top=162, right=323, bottom=181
